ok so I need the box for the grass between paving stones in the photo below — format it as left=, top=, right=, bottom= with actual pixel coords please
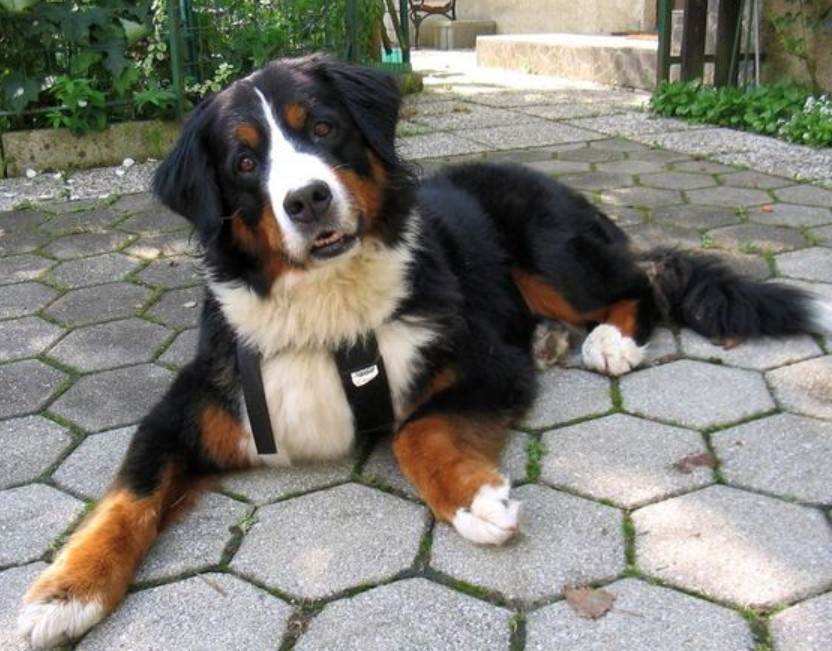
left=526, top=437, right=544, bottom=481
left=508, top=612, right=526, bottom=651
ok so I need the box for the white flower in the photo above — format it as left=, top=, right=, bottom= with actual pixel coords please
left=14, top=86, right=24, bottom=98
left=77, top=99, right=88, bottom=108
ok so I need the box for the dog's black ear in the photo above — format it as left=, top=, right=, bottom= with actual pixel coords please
left=152, top=97, right=223, bottom=244
left=315, top=59, right=402, bottom=167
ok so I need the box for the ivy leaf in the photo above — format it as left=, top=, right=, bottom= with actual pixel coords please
left=118, top=17, right=150, bottom=46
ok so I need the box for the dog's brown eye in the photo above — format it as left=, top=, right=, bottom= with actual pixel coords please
left=313, top=121, right=333, bottom=139
left=237, top=156, right=256, bottom=173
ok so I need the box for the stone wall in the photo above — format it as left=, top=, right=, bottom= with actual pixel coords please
left=455, top=0, right=656, bottom=35
left=763, top=0, right=832, bottom=92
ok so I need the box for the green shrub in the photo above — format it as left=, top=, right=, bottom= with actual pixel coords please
left=650, top=81, right=832, bottom=147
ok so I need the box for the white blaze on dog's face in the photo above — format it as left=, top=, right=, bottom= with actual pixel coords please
left=254, top=87, right=360, bottom=266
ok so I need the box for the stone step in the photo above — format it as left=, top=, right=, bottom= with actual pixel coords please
left=476, top=33, right=658, bottom=90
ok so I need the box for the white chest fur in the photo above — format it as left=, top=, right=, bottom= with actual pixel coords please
left=237, top=319, right=435, bottom=466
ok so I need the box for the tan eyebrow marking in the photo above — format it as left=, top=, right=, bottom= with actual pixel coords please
left=283, top=103, right=307, bottom=130
left=235, top=123, right=260, bottom=147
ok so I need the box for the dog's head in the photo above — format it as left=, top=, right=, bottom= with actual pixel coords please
left=153, top=55, right=413, bottom=294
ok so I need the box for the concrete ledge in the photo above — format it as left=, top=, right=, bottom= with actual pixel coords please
left=2, top=119, right=181, bottom=177
left=434, top=19, right=496, bottom=50
left=477, top=33, right=657, bottom=90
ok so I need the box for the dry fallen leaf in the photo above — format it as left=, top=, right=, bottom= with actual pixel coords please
left=673, top=452, right=718, bottom=474
left=761, top=204, right=774, bottom=213
left=564, top=586, right=616, bottom=619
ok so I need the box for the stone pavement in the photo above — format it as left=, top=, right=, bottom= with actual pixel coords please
left=2, top=65, right=832, bottom=651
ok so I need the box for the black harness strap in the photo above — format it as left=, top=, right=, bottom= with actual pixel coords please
left=333, top=332, right=396, bottom=437
left=237, top=342, right=277, bottom=455
left=237, top=331, right=396, bottom=456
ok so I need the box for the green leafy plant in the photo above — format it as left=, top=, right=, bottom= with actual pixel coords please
left=650, top=81, right=832, bottom=147
left=133, top=85, right=178, bottom=119
left=45, top=76, right=107, bottom=134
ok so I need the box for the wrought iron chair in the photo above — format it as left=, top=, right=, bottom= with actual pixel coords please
left=408, top=0, right=457, bottom=49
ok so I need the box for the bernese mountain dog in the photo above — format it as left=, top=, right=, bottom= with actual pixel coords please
left=19, top=55, right=832, bottom=647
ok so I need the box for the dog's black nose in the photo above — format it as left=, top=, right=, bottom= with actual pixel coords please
left=283, top=181, right=332, bottom=223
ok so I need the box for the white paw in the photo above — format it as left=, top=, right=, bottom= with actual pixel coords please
left=581, top=324, right=645, bottom=376
left=18, top=597, right=104, bottom=649
left=452, top=479, right=520, bottom=546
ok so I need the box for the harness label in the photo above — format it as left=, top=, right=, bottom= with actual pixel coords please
left=351, top=364, right=379, bottom=387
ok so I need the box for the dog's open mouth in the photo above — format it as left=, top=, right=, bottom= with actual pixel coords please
left=310, top=229, right=357, bottom=259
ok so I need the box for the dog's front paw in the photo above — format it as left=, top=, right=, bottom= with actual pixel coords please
left=581, top=324, right=645, bottom=376
left=452, top=479, right=520, bottom=546
left=18, top=573, right=106, bottom=649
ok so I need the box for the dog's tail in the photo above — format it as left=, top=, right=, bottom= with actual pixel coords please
left=639, top=249, right=832, bottom=339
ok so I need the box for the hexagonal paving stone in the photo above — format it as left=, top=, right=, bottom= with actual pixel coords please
left=713, top=413, right=832, bottom=504
left=431, top=484, right=623, bottom=602
left=766, top=356, right=832, bottom=420
left=0, top=282, right=58, bottom=319
left=678, top=330, right=821, bottom=370
left=623, top=223, right=701, bottom=250
left=118, top=207, right=185, bottom=235
left=589, top=138, right=649, bottom=152
left=145, top=286, right=204, bottom=328
left=0, top=209, right=49, bottom=233
left=811, top=223, right=832, bottom=246
left=718, top=170, right=792, bottom=190
left=158, top=327, right=198, bottom=367
left=49, top=252, right=140, bottom=288
left=0, top=229, right=52, bottom=256
left=76, top=574, right=291, bottom=651
left=109, top=192, right=157, bottom=214
left=123, top=231, right=196, bottom=259
left=633, top=485, right=832, bottom=607
left=0, top=317, right=64, bottom=362
left=53, top=427, right=134, bottom=498
left=46, top=283, right=151, bottom=327
left=771, top=592, right=832, bottom=651
left=673, top=160, right=737, bottom=174
left=1, top=563, right=47, bottom=650
left=48, top=318, right=171, bottom=372
left=526, top=578, right=752, bottom=651
left=559, top=147, right=625, bottom=163
left=686, top=186, right=771, bottom=208
left=709, top=223, right=807, bottom=253
left=50, top=363, right=174, bottom=431
left=625, top=149, right=690, bottom=164
left=0, top=484, right=84, bottom=565
left=596, top=159, right=666, bottom=174
left=600, top=186, right=683, bottom=208
left=231, top=483, right=426, bottom=599
left=221, top=459, right=354, bottom=505
left=540, top=414, right=712, bottom=508
left=296, top=578, right=512, bottom=651
left=136, top=493, right=248, bottom=582
left=524, top=159, right=591, bottom=175
left=652, top=204, right=740, bottom=229
left=40, top=208, right=123, bottom=235
left=0, top=254, right=53, bottom=285
left=620, top=360, right=774, bottom=429
left=0, top=416, right=72, bottom=489
left=0, top=360, right=66, bottom=419
left=521, top=368, right=611, bottom=430
left=641, top=171, right=717, bottom=190
left=558, top=171, right=634, bottom=191
left=362, top=436, right=419, bottom=498
left=774, top=184, right=832, bottom=208
left=776, top=247, right=832, bottom=282
left=43, top=231, right=132, bottom=259
left=136, top=256, right=202, bottom=288
left=748, top=203, right=832, bottom=228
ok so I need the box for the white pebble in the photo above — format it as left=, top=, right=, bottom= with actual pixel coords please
left=122, top=157, right=135, bottom=168
left=25, top=168, right=37, bottom=179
